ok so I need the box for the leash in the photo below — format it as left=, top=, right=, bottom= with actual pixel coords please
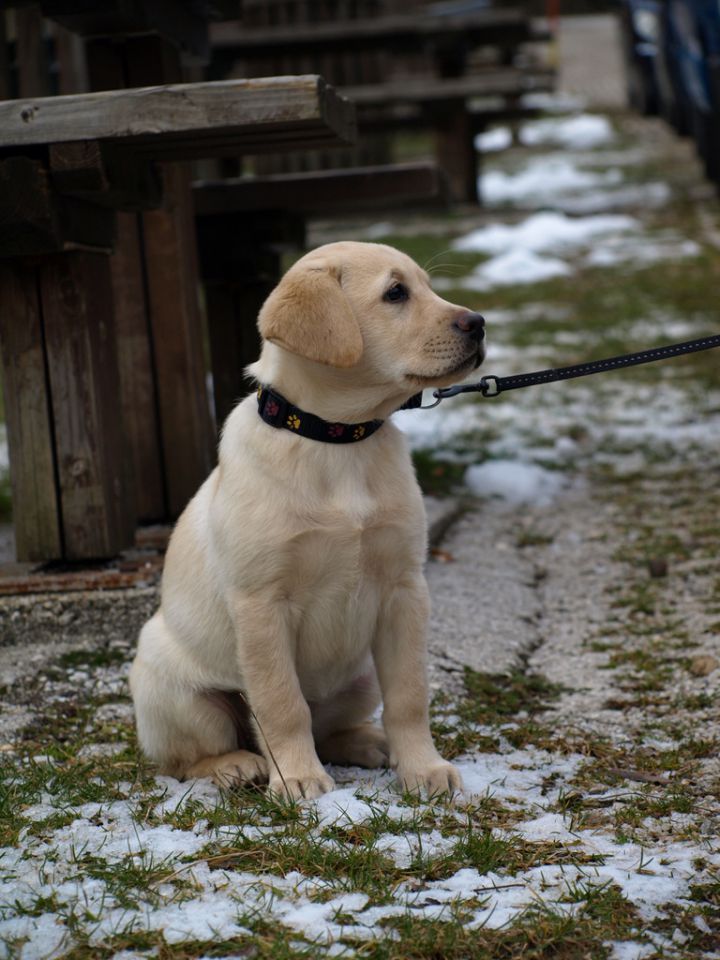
left=427, top=333, right=720, bottom=406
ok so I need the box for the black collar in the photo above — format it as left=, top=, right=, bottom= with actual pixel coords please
left=256, top=385, right=423, bottom=444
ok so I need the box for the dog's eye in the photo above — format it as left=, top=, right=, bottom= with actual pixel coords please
left=383, top=283, right=409, bottom=304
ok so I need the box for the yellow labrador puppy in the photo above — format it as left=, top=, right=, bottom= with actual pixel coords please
left=130, top=241, right=485, bottom=799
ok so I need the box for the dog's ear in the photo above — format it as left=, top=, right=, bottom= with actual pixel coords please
left=257, top=261, right=363, bottom=368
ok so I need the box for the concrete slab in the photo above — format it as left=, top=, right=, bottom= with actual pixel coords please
left=426, top=502, right=541, bottom=692
left=558, top=15, right=627, bottom=110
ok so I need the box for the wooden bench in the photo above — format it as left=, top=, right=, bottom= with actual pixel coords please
left=0, top=73, right=355, bottom=564
left=209, top=3, right=553, bottom=201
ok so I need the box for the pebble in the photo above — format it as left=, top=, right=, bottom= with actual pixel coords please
left=689, top=655, right=718, bottom=677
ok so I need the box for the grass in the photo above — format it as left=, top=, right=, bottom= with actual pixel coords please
left=412, top=450, right=469, bottom=497
left=376, top=881, right=641, bottom=960
left=432, top=670, right=565, bottom=759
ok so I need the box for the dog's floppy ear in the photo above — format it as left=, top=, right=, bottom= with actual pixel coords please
left=257, top=261, right=363, bottom=368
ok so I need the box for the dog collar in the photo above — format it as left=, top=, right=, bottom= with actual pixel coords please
left=257, top=386, right=386, bottom=443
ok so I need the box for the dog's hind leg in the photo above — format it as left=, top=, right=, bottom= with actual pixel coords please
left=130, top=615, right=268, bottom=787
left=312, top=666, right=389, bottom=769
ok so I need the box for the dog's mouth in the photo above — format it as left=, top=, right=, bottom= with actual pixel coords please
left=406, top=345, right=485, bottom=386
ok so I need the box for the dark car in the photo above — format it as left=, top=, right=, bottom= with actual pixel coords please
left=623, top=0, right=720, bottom=189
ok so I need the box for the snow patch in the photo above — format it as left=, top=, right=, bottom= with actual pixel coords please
left=586, top=235, right=701, bottom=268
left=475, top=126, right=512, bottom=152
left=520, top=114, right=615, bottom=150
left=464, top=460, right=567, bottom=507
left=453, top=211, right=638, bottom=256
left=482, top=157, right=622, bottom=206
left=461, top=248, right=572, bottom=290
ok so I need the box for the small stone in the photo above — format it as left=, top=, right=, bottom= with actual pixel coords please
left=689, top=655, right=718, bottom=677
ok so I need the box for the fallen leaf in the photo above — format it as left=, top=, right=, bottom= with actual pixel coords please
left=430, top=548, right=455, bottom=563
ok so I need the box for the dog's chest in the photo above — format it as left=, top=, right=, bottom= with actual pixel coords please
left=288, top=495, right=420, bottom=695
left=290, top=492, right=418, bottom=589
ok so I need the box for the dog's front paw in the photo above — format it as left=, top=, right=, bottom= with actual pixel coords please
left=397, top=761, right=463, bottom=798
left=268, top=770, right=335, bottom=801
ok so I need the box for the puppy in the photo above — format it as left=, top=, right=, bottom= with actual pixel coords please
left=130, top=241, right=485, bottom=799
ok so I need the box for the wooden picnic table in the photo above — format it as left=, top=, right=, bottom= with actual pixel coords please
left=0, top=73, right=355, bottom=565
left=209, top=3, right=552, bottom=201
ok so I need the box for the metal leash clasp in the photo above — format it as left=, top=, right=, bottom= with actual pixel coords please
left=479, top=376, right=501, bottom=397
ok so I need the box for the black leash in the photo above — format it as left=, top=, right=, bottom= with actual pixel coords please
left=431, top=333, right=720, bottom=404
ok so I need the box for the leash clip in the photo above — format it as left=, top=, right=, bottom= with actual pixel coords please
left=479, top=376, right=501, bottom=398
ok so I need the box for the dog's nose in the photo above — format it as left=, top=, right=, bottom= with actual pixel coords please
left=453, top=312, right=485, bottom=342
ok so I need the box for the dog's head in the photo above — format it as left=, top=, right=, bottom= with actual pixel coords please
left=256, top=241, right=485, bottom=395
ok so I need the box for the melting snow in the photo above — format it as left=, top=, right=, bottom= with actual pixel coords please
left=453, top=211, right=638, bottom=256
left=475, top=126, right=513, bottom=152
left=2, top=745, right=718, bottom=957
left=460, top=248, right=572, bottom=289
left=482, top=156, right=623, bottom=206
left=464, top=459, right=567, bottom=507
left=520, top=114, right=615, bottom=150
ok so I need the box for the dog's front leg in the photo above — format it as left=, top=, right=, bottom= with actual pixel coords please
left=373, top=575, right=463, bottom=796
left=230, top=595, right=334, bottom=800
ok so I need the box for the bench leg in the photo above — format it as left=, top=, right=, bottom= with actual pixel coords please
left=0, top=255, right=135, bottom=562
left=142, top=165, right=215, bottom=516
left=40, top=252, right=135, bottom=560
left=205, top=273, right=275, bottom=430
left=0, top=262, right=62, bottom=562
left=111, top=212, right=166, bottom=522
left=86, top=35, right=216, bottom=520
left=435, top=106, right=479, bottom=204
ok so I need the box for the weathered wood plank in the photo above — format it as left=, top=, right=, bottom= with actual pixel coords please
left=0, top=262, right=62, bottom=562
left=15, top=5, right=50, bottom=98
left=343, top=69, right=555, bottom=104
left=49, top=140, right=109, bottom=195
left=0, top=13, right=10, bottom=102
left=110, top=212, right=165, bottom=522
left=39, top=0, right=209, bottom=60
left=0, top=155, right=116, bottom=256
left=48, top=140, right=163, bottom=209
left=0, top=76, right=357, bottom=156
left=84, top=36, right=167, bottom=527
left=193, top=162, right=447, bottom=215
left=204, top=249, right=280, bottom=430
left=210, top=9, right=530, bottom=56
left=435, top=106, right=478, bottom=202
left=142, top=164, right=215, bottom=517
left=53, top=22, right=87, bottom=95
left=120, top=33, right=215, bottom=517
left=40, top=252, right=135, bottom=559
